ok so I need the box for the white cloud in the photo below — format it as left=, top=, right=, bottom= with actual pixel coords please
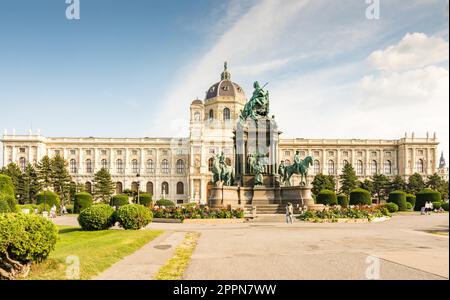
left=368, top=33, right=449, bottom=71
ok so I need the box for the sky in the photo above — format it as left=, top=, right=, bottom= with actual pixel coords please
left=0, top=0, right=449, bottom=167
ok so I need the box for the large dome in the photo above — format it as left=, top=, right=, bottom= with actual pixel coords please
left=205, top=62, right=246, bottom=100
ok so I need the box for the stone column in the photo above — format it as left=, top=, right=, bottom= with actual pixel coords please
left=380, top=148, right=384, bottom=175
left=79, top=148, right=83, bottom=174
left=12, top=146, right=16, bottom=163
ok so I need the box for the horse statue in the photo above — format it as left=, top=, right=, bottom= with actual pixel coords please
left=282, top=156, right=314, bottom=186
left=212, top=153, right=235, bottom=186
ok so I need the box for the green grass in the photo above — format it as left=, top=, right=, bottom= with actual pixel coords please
left=154, top=232, right=200, bottom=280
left=27, top=226, right=163, bottom=280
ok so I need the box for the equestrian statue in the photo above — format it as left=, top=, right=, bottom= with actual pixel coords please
left=212, top=152, right=235, bottom=186
left=279, top=152, right=314, bottom=186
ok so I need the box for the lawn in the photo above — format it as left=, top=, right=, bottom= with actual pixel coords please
left=27, top=226, right=163, bottom=280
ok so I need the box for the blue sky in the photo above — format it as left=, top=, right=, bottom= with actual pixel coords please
left=0, top=0, right=449, bottom=166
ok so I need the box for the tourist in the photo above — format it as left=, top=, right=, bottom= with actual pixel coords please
left=50, top=205, right=56, bottom=218
left=286, top=202, right=294, bottom=224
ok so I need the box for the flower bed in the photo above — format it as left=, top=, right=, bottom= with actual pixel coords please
left=152, top=205, right=244, bottom=221
left=298, top=205, right=391, bottom=223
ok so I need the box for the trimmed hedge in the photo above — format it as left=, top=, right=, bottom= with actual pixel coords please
left=36, top=191, right=60, bottom=210
left=415, top=189, right=442, bottom=211
left=0, top=174, right=15, bottom=197
left=137, top=194, right=152, bottom=207
left=0, top=175, right=17, bottom=213
left=349, top=188, right=372, bottom=206
left=74, top=192, right=93, bottom=213
left=0, top=213, right=58, bottom=279
left=337, top=194, right=349, bottom=208
left=406, top=202, right=413, bottom=210
left=316, top=190, right=338, bottom=206
left=78, top=204, right=116, bottom=231
left=388, top=191, right=408, bottom=212
left=110, top=194, right=129, bottom=207
left=383, top=202, right=399, bottom=213
left=155, top=199, right=175, bottom=207
left=442, top=202, right=449, bottom=211
left=432, top=202, right=442, bottom=210
left=406, top=194, right=416, bottom=207
left=116, top=204, right=153, bottom=230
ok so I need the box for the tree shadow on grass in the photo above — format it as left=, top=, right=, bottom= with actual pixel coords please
left=59, top=227, right=82, bottom=234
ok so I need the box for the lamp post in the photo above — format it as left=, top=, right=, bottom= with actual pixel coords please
left=136, top=173, right=140, bottom=204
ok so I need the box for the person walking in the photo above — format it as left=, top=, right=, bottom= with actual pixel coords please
left=286, top=202, right=294, bottom=224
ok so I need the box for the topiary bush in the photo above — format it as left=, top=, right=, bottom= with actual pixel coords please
left=36, top=191, right=60, bottom=211
left=316, top=190, right=338, bottom=206
left=78, top=204, right=115, bottom=231
left=349, top=188, right=372, bottom=206
left=432, top=202, right=442, bottom=210
left=137, top=194, right=152, bottom=207
left=110, top=194, right=129, bottom=207
left=74, top=192, right=93, bottom=213
left=406, top=202, right=413, bottom=210
left=0, top=213, right=58, bottom=279
left=337, top=194, right=349, bottom=208
left=0, top=198, right=11, bottom=213
left=388, top=191, right=408, bottom=211
left=406, top=194, right=416, bottom=207
left=116, top=204, right=153, bottom=230
left=415, top=189, right=442, bottom=211
left=0, top=174, right=15, bottom=198
left=383, top=202, right=399, bottom=213
left=155, top=199, right=175, bottom=207
left=442, top=202, right=449, bottom=211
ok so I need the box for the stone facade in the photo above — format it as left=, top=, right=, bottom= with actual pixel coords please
left=1, top=64, right=445, bottom=203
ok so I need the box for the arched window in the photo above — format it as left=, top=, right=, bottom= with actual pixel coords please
left=146, top=182, right=153, bottom=195
left=416, top=159, right=424, bottom=173
left=209, top=109, right=214, bottom=120
left=161, top=159, right=169, bottom=174
left=208, top=158, right=214, bottom=172
left=85, top=182, right=92, bottom=194
left=384, top=160, right=392, bottom=175
left=313, top=160, right=320, bottom=174
left=223, top=108, right=231, bottom=121
left=70, top=159, right=77, bottom=173
left=176, top=159, right=185, bottom=174
left=101, top=159, right=108, bottom=170
left=357, top=160, right=364, bottom=175
left=131, top=182, right=139, bottom=192
left=19, top=157, right=26, bottom=172
left=116, top=182, right=123, bottom=194
left=370, top=160, right=378, bottom=175
left=146, top=160, right=154, bottom=173
left=327, top=160, right=335, bottom=175
left=86, top=159, right=93, bottom=173
left=194, top=112, right=201, bottom=122
left=177, top=182, right=184, bottom=195
left=116, top=159, right=124, bottom=173
left=132, top=159, right=139, bottom=173
left=161, top=181, right=169, bottom=196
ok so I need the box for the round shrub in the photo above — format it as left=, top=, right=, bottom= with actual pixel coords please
left=349, top=188, right=372, bottom=206
left=137, top=194, right=152, bottom=207
left=116, top=204, right=153, bottom=230
left=406, top=194, right=416, bottom=207
left=36, top=191, right=60, bottom=210
left=74, top=192, right=93, bottom=213
left=78, top=204, right=115, bottom=231
left=110, top=194, right=129, bottom=207
left=383, top=202, right=399, bottom=213
left=0, top=198, right=11, bottom=213
left=337, top=194, right=349, bottom=208
left=0, top=213, right=58, bottom=279
left=0, top=174, right=15, bottom=197
left=388, top=191, right=407, bottom=211
left=415, top=189, right=442, bottom=211
left=406, top=202, right=413, bottom=210
left=155, top=199, right=175, bottom=207
left=432, top=202, right=442, bottom=210
left=442, top=202, right=449, bottom=211
left=316, top=190, right=338, bottom=206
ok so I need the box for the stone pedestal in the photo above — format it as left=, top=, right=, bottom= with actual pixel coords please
left=280, top=185, right=314, bottom=207
left=252, top=186, right=276, bottom=205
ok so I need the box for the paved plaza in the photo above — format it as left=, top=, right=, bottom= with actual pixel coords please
left=54, top=213, right=449, bottom=280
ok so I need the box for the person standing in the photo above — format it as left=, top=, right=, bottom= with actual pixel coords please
left=286, top=202, right=294, bottom=224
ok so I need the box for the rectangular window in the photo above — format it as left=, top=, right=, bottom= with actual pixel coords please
left=117, top=150, right=122, bottom=155
left=54, top=150, right=61, bottom=156
left=85, top=150, right=92, bottom=155
left=284, top=151, right=290, bottom=157
left=162, top=150, right=168, bottom=156
left=70, top=150, right=76, bottom=155
left=19, top=147, right=26, bottom=153
left=177, top=200, right=184, bottom=204
left=328, top=151, right=334, bottom=157
left=101, top=150, right=107, bottom=155
left=132, top=150, right=138, bottom=155
left=147, top=149, right=153, bottom=155
left=314, top=151, right=320, bottom=157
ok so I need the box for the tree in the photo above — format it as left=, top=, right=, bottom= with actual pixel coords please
left=36, top=156, right=53, bottom=191
left=371, top=174, right=390, bottom=203
left=427, top=173, right=444, bottom=190
left=0, top=163, right=22, bottom=200
left=339, top=163, right=358, bottom=196
left=51, top=154, right=72, bottom=206
left=93, top=168, right=115, bottom=204
left=18, top=163, right=41, bottom=204
left=359, top=179, right=374, bottom=194
left=311, top=174, right=336, bottom=196
left=390, top=175, right=407, bottom=192
left=407, top=173, right=425, bottom=194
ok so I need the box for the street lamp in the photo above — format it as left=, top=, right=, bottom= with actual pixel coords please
left=136, top=173, right=140, bottom=204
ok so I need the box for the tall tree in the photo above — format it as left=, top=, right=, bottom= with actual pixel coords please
left=93, top=168, right=115, bottom=204
left=371, top=174, right=390, bottom=203
left=0, top=163, right=22, bottom=200
left=18, top=163, right=41, bottom=204
left=437, top=181, right=449, bottom=201
left=359, top=179, right=374, bottom=194
left=51, top=154, right=72, bottom=206
left=311, top=174, right=336, bottom=196
left=36, top=155, right=53, bottom=191
left=390, top=175, right=407, bottom=192
left=426, top=173, right=444, bottom=190
left=407, top=173, right=425, bottom=194
left=339, top=163, right=358, bottom=195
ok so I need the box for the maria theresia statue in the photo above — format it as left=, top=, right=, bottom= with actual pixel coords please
left=240, top=81, right=270, bottom=122
left=279, top=152, right=314, bottom=186
left=212, top=152, right=235, bottom=186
